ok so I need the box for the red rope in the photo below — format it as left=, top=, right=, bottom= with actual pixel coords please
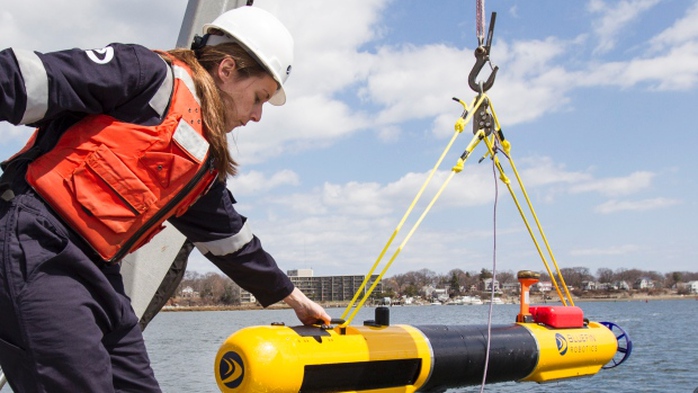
left=476, top=0, right=486, bottom=44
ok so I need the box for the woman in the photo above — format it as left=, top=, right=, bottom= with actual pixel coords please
left=0, top=6, right=330, bottom=392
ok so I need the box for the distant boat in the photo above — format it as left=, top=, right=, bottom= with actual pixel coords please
left=484, top=298, right=504, bottom=305
left=461, top=296, right=483, bottom=305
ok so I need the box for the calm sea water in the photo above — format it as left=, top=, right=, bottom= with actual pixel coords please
left=141, top=298, right=698, bottom=393
left=3, top=299, right=692, bottom=392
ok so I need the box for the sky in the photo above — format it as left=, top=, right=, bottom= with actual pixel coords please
left=1, top=0, right=696, bottom=279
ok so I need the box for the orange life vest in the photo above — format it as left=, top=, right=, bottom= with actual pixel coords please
left=26, top=57, right=218, bottom=263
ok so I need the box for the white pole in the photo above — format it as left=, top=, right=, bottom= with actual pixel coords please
left=176, top=0, right=252, bottom=48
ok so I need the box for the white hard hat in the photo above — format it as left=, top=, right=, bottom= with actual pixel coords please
left=203, top=7, right=293, bottom=106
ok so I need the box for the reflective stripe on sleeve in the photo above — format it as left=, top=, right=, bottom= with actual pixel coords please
left=193, top=221, right=254, bottom=256
left=149, top=57, right=173, bottom=117
left=14, top=49, right=49, bottom=124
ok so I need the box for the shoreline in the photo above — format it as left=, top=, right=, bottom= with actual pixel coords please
left=162, top=293, right=696, bottom=313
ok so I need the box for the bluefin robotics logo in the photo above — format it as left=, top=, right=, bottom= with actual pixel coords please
left=218, top=351, right=245, bottom=389
left=555, top=333, right=568, bottom=356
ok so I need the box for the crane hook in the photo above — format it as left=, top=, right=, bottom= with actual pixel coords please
left=468, top=12, right=499, bottom=92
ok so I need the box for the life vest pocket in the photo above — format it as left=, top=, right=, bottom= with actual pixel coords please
left=69, top=144, right=157, bottom=234
left=140, top=151, right=197, bottom=189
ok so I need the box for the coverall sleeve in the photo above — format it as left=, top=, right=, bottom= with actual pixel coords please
left=168, top=180, right=295, bottom=307
left=0, top=44, right=168, bottom=126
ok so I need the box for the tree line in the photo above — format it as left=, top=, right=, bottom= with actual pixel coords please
left=381, top=267, right=698, bottom=298
left=174, top=267, right=698, bottom=307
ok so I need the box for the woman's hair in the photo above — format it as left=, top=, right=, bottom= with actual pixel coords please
left=165, top=41, right=269, bottom=180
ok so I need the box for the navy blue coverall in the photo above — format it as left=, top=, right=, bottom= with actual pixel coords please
left=0, top=43, right=295, bottom=392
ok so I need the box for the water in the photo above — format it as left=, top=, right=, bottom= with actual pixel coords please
left=142, top=298, right=698, bottom=393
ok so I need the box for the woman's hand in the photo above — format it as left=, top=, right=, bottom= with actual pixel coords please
left=283, top=287, right=332, bottom=325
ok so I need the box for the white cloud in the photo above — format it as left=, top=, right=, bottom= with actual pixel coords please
left=583, top=43, right=698, bottom=90
left=0, top=123, right=34, bottom=141
left=361, top=44, right=472, bottom=124
left=0, top=0, right=187, bottom=52
left=570, top=171, right=655, bottom=196
left=570, top=243, right=641, bottom=256
left=268, top=0, right=389, bottom=97
left=232, top=93, right=371, bottom=164
left=496, top=159, right=662, bottom=204
left=283, top=154, right=662, bottom=217
left=649, top=1, right=698, bottom=51
left=594, top=197, right=681, bottom=213
left=1, top=1, right=692, bottom=277
left=578, top=0, right=698, bottom=91
left=230, top=169, right=300, bottom=196
left=519, top=156, right=592, bottom=187
left=587, top=0, right=661, bottom=54
left=264, top=167, right=497, bottom=221
left=234, top=2, right=599, bottom=164
left=508, top=5, right=520, bottom=19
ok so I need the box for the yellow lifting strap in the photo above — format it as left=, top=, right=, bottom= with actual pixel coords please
left=342, top=92, right=576, bottom=325
left=480, top=100, right=574, bottom=306
left=340, top=94, right=488, bottom=325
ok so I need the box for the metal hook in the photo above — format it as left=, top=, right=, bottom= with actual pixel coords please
left=468, top=49, right=498, bottom=92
